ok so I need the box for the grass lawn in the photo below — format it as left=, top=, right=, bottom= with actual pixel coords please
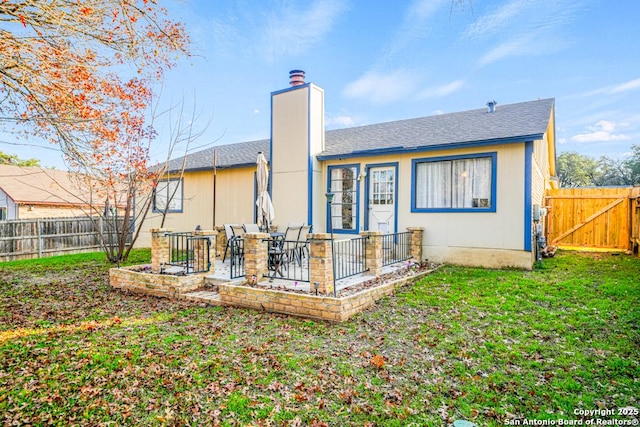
left=0, top=250, right=638, bottom=426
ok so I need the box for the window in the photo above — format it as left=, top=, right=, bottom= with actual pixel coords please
left=412, top=153, right=496, bottom=212
left=0, top=207, right=6, bottom=220
left=328, top=165, right=359, bottom=232
left=153, top=178, right=183, bottom=213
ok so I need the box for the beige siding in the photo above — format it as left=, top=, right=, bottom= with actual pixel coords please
left=137, top=168, right=256, bottom=247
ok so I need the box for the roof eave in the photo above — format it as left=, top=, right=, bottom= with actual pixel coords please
left=317, top=133, right=545, bottom=161
left=167, top=162, right=260, bottom=174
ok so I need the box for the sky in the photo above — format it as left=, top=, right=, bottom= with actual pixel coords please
left=4, top=0, right=640, bottom=169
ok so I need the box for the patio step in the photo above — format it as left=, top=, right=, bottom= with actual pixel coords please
left=182, top=289, right=222, bottom=305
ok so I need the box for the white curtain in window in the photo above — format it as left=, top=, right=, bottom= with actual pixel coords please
left=452, top=159, right=473, bottom=208
left=472, top=158, right=492, bottom=206
left=416, top=161, right=451, bottom=208
left=416, top=157, right=491, bottom=209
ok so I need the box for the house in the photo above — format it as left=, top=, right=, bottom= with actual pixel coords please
left=139, top=70, right=557, bottom=269
left=0, top=165, right=96, bottom=220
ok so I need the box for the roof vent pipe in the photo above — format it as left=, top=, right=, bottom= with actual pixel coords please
left=289, top=70, right=306, bottom=86
left=486, top=100, right=497, bottom=113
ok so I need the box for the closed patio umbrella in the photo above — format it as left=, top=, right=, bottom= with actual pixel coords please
left=256, top=152, right=275, bottom=231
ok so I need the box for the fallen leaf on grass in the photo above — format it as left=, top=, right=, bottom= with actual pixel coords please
left=370, top=354, right=385, bottom=369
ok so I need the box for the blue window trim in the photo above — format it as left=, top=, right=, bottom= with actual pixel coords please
left=524, top=141, right=533, bottom=252
left=153, top=177, right=184, bottom=214
left=326, top=163, right=360, bottom=234
left=364, top=162, right=399, bottom=233
left=411, top=152, right=497, bottom=213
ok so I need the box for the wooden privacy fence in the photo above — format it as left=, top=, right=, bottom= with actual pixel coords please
left=0, top=216, right=131, bottom=262
left=632, top=187, right=640, bottom=256
left=546, top=187, right=638, bottom=253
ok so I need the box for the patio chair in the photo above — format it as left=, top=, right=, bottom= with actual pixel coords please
left=230, top=224, right=245, bottom=239
left=222, top=224, right=240, bottom=262
left=294, top=224, right=312, bottom=263
left=243, top=223, right=260, bottom=233
left=283, top=225, right=302, bottom=266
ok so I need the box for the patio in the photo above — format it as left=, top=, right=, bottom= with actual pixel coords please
left=110, top=226, right=428, bottom=321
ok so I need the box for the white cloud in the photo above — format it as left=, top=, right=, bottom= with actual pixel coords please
left=263, top=0, right=348, bottom=62
left=253, top=109, right=260, bottom=114
left=610, top=78, right=640, bottom=94
left=343, top=70, right=419, bottom=105
left=420, top=79, right=465, bottom=99
left=462, top=0, right=534, bottom=40
left=326, top=115, right=355, bottom=128
left=571, top=120, right=631, bottom=143
left=466, top=0, right=579, bottom=66
left=477, top=35, right=532, bottom=66
left=580, top=77, right=640, bottom=97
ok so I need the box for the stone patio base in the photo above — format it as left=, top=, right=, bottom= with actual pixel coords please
left=109, top=265, right=208, bottom=299
left=109, top=265, right=435, bottom=322
left=218, top=269, right=434, bottom=322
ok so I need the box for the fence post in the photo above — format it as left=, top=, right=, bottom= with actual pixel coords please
left=150, top=228, right=172, bottom=274
left=406, top=227, right=424, bottom=261
left=309, top=233, right=334, bottom=295
left=243, top=232, right=269, bottom=283
left=214, top=226, right=226, bottom=258
left=37, top=219, right=43, bottom=259
left=361, top=231, right=383, bottom=277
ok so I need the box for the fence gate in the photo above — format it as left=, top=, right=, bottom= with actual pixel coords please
left=546, top=187, right=632, bottom=250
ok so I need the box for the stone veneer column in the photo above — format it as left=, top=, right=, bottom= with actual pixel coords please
left=193, top=230, right=217, bottom=273
left=309, top=233, right=335, bottom=295
left=244, top=232, right=269, bottom=283
left=406, top=227, right=424, bottom=261
left=361, top=231, right=383, bottom=277
left=215, top=226, right=226, bottom=258
left=150, top=228, right=172, bottom=274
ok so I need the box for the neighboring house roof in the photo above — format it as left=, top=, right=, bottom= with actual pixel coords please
left=0, top=165, right=88, bottom=206
left=166, top=98, right=554, bottom=173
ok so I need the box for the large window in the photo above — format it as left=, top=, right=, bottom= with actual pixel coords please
left=327, top=165, right=359, bottom=232
left=0, top=207, right=6, bottom=220
left=153, top=178, right=183, bottom=213
left=412, top=153, right=496, bottom=212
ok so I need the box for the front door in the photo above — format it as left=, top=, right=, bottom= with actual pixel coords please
left=368, top=166, right=396, bottom=233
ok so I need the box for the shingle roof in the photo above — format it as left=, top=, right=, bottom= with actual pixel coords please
left=0, top=165, right=88, bottom=206
left=166, top=98, right=554, bottom=172
left=165, top=139, right=269, bottom=173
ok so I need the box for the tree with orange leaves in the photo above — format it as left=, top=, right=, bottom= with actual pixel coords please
left=1, top=1, right=191, bottom=262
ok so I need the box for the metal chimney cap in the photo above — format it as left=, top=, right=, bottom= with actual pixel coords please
left=486, top=100, right=497, bottom=113
left=289, top=69, right=306, bottom=86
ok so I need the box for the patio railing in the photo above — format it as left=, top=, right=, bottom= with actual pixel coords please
left=381, top=232, right=412, bottom=267
left=229, top=237, right=245, bottom=279
left=333, top=236, right=369, bottom=281
left=266, top=238, right=310, bottom=282
left=165, top=232, right=211, bottom=274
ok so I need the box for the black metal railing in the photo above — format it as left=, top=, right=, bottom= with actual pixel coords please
left=266, top=238, right=310, bottom=282
left=165, top=232, right=211, bottom=274
left=229, top=237, right=245, bottom=279
left=333, top=236, right=369, bottom=281
left=381, top=232, right=412, bottom=266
